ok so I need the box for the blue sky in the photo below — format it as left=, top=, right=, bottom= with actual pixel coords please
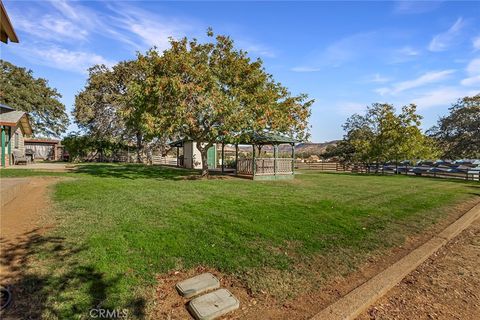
left=2, top=1, right=479, bottom=141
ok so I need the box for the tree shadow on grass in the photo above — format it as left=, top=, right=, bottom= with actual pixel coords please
left=0, top=228, right=146, bottom=319
left=74, top=163, right=199, bottom=181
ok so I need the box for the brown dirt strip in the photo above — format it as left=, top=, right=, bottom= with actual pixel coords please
left=357, top=217, right=480, bottom=320
left=0, top=177, right=58, bottom=286
left=312, top=202, right=480, bottom=320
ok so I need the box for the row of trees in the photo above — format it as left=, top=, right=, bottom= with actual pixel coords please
left=325, top=95, right=480, bottom=164
left=74, top=30, right=313, bottom=176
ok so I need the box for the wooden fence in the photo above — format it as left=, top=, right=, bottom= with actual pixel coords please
left=151, top=156, right=178, bottom=166
left=295, top=161, right=367, bottom=173
left=296, top=161, right=480, bottom=181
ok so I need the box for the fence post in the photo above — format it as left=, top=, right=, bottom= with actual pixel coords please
left=273, top=144, right=277, bottom=176
left=252, top=144, right=256, bottom=176
left=235, top=144, right=238, bottom=174
left=291, top=143, right=295, bottom=174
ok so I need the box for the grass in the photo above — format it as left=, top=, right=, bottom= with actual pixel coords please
left=1, top=164, right=479, bottom=318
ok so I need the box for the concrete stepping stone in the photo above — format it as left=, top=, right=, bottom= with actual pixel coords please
left=188, top=289, right=240, bottom=320
left=176, top=273, right=220, bottom=298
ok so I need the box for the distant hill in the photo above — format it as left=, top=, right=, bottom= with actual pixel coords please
left=233, top=140, right=340, bottom=155
left=293, top=141, right=340, bottom=155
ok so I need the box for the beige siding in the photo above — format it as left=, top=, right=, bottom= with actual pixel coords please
left=182, top=142, right=215, bottom=169
left=13, top=126, right=25, bottom=155
left=183, top=141, right=202, bottom=169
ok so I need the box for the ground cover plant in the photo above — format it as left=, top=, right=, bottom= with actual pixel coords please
left=1, top=163, right=478, bottom=318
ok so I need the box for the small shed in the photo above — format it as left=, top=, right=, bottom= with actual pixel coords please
left=170, top=140, right=217, bottom=170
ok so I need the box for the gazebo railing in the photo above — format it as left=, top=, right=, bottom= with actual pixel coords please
left=237, top=158, right=253, bottom=175
left=237, top=158, right=294, bottom=175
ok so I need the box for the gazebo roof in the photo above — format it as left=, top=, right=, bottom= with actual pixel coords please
left=244, top=132, right=298, bottom=145
left=169, top=139, right=187, bottom=147
left=169, top=132, right=298, bottom=147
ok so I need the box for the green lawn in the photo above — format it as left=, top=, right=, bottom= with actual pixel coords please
left=1, top=164, right=478, bottom=319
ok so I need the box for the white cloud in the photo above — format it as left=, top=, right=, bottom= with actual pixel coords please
left=291, top=66, right=321, bottom=72
left=412, top=87, right=478, bottom=109
left=393, top=1, right=443, bottom=14
left=377, top=70, right=455, bottom=95
left=11, top=12, right=88, bottom=42
left=105, top=4, right=197, bottom=52
left=389, top=46, right=421, bottom=64
left=236, top=41, right=276, bottom=58
left=474, top=36, right=480, bottom=51
left=397, top=46, right=420, bottom=57
left=20, top=45, right=114, bottom=74
left=461, top=76, right=480, bottom=86
left=369, top=73, right=391, bottom=83
left=428, top=17, right=465, bottom=52
left=49, top=0, right=82, bottom=21
left=460, top=58, right=480, bottom=86
left=466, top=58, right=480, bottom=74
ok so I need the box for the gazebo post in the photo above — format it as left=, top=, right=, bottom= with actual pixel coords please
left=7, top=127, right=11, bottom=165
left=291, top=143, right=295, bottom=174
left=273, top=144, right=278, bottom=176
left=235, top=143, right=238, bottom=174
left=1, top=126, right=5, bottom=167
left=221, top=142, right=225, bottom=173
left=292, top=143, right=295, bottom=174
left=252, top=144, right=256, bottom=177
left=176, top=146, right=179, bottom=167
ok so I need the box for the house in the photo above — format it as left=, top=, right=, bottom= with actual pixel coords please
left=24, top=138, right=63, bottom=161
left=1, top=1, right=19, bottom=44
left=307, top=154, right=320, bottom=162
left=170, top=139, right=217, bottom=169
left=0, top=104, right=33, bottom=167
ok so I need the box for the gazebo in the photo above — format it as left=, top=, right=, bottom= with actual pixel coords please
left=171, top=132, right=297, bottom=180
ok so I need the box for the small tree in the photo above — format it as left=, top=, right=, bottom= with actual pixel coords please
left=341, top=103, right=439, bottom=168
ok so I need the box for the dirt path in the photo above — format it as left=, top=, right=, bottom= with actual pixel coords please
left=0, top=177, right=57, bottom=284
left=357, top=217, right=480, bottom=320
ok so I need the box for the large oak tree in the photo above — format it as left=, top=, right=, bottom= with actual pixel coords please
left=139, top=31, right=313, bottom=176
left=0, top=60, right=69, bottom=137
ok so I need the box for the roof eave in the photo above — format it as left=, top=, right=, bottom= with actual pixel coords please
left=0, top=2, right=19, bottom=44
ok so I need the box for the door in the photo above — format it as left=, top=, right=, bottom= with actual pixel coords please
left=207, top=146, right=216, bottom=169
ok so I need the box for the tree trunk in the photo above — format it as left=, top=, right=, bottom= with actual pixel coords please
left=196, top=142, right=212, bottom=177
left=200, top=149, right=209, bottom=177
left=136, top=132, right=143, bottom=163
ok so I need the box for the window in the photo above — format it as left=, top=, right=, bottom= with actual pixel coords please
left=14, top=132, right=19, bottom=149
